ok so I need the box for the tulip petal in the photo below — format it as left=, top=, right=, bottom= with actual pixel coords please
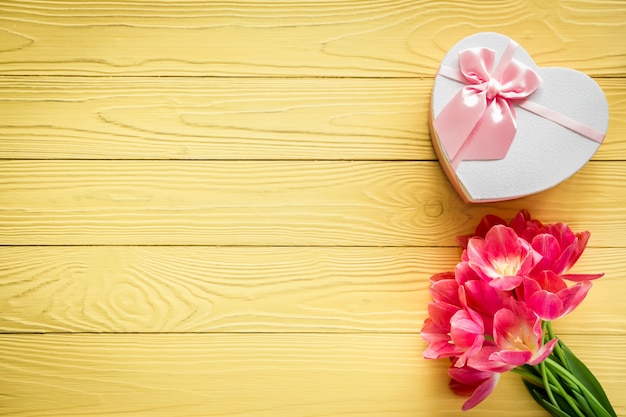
left=489, top=349, right=532, bottom=366
left=531, top=233, right=561, bottom=272
left=449, top=362, right=493, bottom=386
left=430, top=271, right=456, bottom=283
left=464, top=279, right=508, bottom=316
left=527, top=338, right=558, bottom=366
left=421, top=318, right=459, bottom=359
left=534, top=270, right=567, bottom=293
left=527, top=290, right=564, bottom=321
left=561, top=273, right=604, bottom=282
left=430, top=278, right=461, bottom=306
left=448, top=361, right=503, bottom=410
left=461, top=373, right=501, bottom=411
left=465, top=343, right=515, bottom=374
left=427, top=301, right=458, bottom=329
left=455, top=261, right=481, bottom=285
left=492, top=307, right=517, bottom=346
left=551, top=239, right=579, bottom=274
left=558, top=282, right=593, bottom=316
left=509, top=210, right=543, bottom=242
left=545, top=223, right=576, bottom=248
left=450, top=310, right=484, bottom=349
left=483, top=226, right=520, bottom=259
left=487, top=274, right=523, bottom=291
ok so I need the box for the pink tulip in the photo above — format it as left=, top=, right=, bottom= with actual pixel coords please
left=455, top=260, right=512, bottom=331
left=463, top=278, right=511, bottom=333
left=448, top=365, right=501, bottom=411
left=425, top=210, right=609, bottom=413
left=456, top=214, right=507, bottom=249
left=456, top=209, right=542, bottom=249
left=466, top=342, right=518, bottom=374
left=530, top=225, right=604, bottom=281
left=490, top=300, right=557, bottom=366
left=422, top=275, right=486, bottom=365
left=448, top=343, right=515, bottom=410
left=507, top=209, right=543, bottom=242
left=465, top=225, right=541, bottom=291
left=421, top=301, right=485, bottom=366
left=454, top=260, right=481, bottom=285
left=449, top=308, right=485, bottom=367
left=521, top=273, right=593, bottom=320
left=422, top=301, right=463, bottom=360
left=429, top=272, right=462, bottom=307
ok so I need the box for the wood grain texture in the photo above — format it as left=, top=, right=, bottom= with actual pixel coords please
left=0, top=246, right=620, bottom=335
left=0, top=77, right=431, bottom=160
left=0, top=334, right=624, bottom=417
left=0, top=76, right=624, bottom=160
left=2, top=2, right=625, bottom=416
left=0, top=1, right=624, bottom=77
left=1, top=160, right=626, bottom=246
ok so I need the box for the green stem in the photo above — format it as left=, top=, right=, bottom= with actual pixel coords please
left=545, top=358, right=613, bottom=417
left=512, top=367, right=548, bottom=388
left=545, top=320, right=556, bottom=340
left=545, top=321, right=568, bottom=365
left=543, top=364, right=586, bottom=417
left=540, top=360, right=558, bottom=406
left=542, top=321, right=548, bottom=345
left=516, top=364, right=587, bottom=417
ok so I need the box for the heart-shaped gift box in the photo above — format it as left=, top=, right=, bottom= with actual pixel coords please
left=430, top=32, right=608, bottom=203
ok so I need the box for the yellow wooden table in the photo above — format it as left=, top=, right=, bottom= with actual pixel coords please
left=0, top=2, right=624, bottom=416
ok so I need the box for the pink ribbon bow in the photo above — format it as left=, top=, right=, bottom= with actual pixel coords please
left=434, top=44, right=541, bottom=169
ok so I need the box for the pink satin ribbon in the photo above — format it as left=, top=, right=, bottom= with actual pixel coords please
left=434, top=41, right=604, bottom=169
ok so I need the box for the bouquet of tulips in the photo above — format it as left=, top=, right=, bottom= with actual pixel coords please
left=421, top=210, right=616, bottom=416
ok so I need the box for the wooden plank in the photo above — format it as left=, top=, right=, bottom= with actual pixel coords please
left=0, top=1, right=624, bottom=77
left=0, top=246, right=621, bottom=335
left=0, top=334, right=623, bottom=417
left=0, top=77, right=624, bottom=160
left=0, top=77, right=432, bottom=160
left=1, top=160, right=626, bottom=246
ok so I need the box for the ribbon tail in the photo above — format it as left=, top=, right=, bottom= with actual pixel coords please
left=434, top=87, right=487, bottom=161
left=451, top=98, right=517, bottom=168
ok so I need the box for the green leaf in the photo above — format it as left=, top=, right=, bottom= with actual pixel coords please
left=521, top=364, right=542, bottom=378
left=559, top=340, right=618, bottom=417
left=542, top=400, right=580, bottom=417
left=522, top=380, right=568, bottom=417
left=553, top=392, right=581, bottom=417
left=522, top=379, right=576, bottom=417
left=572, top=389, right=597, bottom=417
